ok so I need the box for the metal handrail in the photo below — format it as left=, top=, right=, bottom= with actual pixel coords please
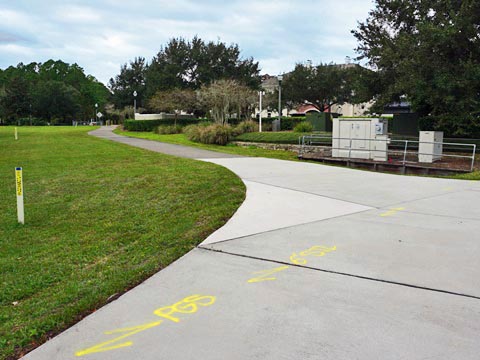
left=299, top=135, right=477, bottom=172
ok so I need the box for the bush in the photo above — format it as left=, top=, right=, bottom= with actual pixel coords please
left=185, top=123, right=233, bottom=145
left=15, top=118, right=49, bottom=126
left=107, top=112, right=122, bottom=124
left=294, top=121, right=314, bottom=133
left=419, top=115, right=480, bottom=138
left=183, top=125, right=199, bottom=142
left=260, top=122, right=273, bottom=131
left=124, top=118, right=199, bottom=132
left=233, top=120, right=259, bottom=136
left=257, top=116, right=306, bottom=131
left=183, top=122, right=211, bottom=141
left=154, top=125, right=183, bottom=134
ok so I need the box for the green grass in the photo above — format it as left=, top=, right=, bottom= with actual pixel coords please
left=452, top=169, right=480, bottom=180
left=113, top=129, right=300, bottom=161
left=234, top=131, right=330, bottom=144
left=0, top=126, right=245, bottom=359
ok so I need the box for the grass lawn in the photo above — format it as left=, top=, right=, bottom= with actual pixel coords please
left=0, top=126, right=245, bottom=359
left=235, top=131, right=332, bottom=144
left=113, top=129, right=300, bottom=161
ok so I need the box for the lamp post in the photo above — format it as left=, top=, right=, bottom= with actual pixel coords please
left=133, top=91, right=137, bottom=120
left=258, top=90, right=265, bottom=132
left=95, top=103, right=98, bottom=124
left=277, top=74, right=283, bottom=131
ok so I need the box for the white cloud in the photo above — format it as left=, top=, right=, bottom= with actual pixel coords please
left=0, top=43, right=34, bottom=56
left=0, top=8, right=32, bottom=27
left=0, top=0, right=375, bottom=83
left=55, top=5, right=102, bottom=23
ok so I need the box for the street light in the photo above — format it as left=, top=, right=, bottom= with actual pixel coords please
left=133, top=91, right=137, bottom=119
left=277, top=74, right=283, bottom=131
left=95, top=103, right=98, bottom=124
left=258, top=90, right=265, bottom=132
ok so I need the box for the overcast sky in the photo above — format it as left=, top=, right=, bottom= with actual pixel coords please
left=0, top=0, right=374, bottom=85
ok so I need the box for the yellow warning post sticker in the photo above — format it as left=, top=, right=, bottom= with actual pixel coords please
left=15, top=167, right=23, bottom=196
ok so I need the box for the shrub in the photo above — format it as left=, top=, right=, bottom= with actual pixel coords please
left=183, top=122, right=211, bottom=141
left=154, top=125, right=183, bottom=134
left=260, top=122, right=273, bottom=131
left=257, top=116, right=305, bottom=131
left=124, top=118, right=199, bottom=132
left=233, top=120, right=259, bottom=136
left=205, top=124, right=232, bottom=145
left=183, top=124, right=202, bottom=142
left=16, top=117, right=49, bottom=126
left=419, top=115, right=480, bottom=138
left=294, top=121, right=314, bottom=133
left=185, top=124, right=233, bottom=145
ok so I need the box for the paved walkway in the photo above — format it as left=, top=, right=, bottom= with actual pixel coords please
left=90, top=126, right=241, bottom=159
left=24, top=126, right=480, bottom=359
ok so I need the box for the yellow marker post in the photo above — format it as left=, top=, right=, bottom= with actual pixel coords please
left=15, top=167, right=24, bottom=224
left=14, top=127, right=18, bottom=140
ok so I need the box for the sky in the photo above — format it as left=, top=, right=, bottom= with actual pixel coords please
left=0, top=0, right=374, bottom=85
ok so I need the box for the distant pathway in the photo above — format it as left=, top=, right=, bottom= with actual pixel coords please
left=89, top=126, right=242, bottom=159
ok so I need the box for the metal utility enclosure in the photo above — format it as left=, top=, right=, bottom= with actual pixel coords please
left=419, top=131, right=443, bottom=163
left=332, top=118, right=389, bottom=161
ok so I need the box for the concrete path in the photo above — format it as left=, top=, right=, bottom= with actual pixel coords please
left=90, top=126, right=241, bottom=159
left=23, top=127, right=480, bottom=360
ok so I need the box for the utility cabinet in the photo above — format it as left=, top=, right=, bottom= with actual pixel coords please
left=419, top=131, right=443, bottom=163
left=332, top=118, right=389, bottom=161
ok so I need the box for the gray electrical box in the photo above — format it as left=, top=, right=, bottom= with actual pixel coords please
left=332, top=118, right=389, bottom=161
left=419, top=131, right=443, bottom=163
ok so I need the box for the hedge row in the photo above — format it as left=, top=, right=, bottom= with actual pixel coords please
left=123, top=118, right=199, bottom=132
left=256, top=116, right=306, bottom=130
left=0, top=117, right=60, bottom=126
left=124, top=117, right=307, bottom=132
left=234, top=132, right=306, bottom=144
left=419, top=115, right=480, bottom=138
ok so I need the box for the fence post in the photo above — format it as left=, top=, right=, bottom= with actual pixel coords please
left=471, top=144, right=476, bottom=172
left=403, top=140, right=408, bottom=165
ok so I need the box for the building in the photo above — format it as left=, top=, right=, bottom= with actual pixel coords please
left=259, top=64, right=374, bottom=119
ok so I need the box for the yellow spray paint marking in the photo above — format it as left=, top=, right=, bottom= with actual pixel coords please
left=153, top=294, right=216, bottom=323
left=290, top=245, right=337, bottom=265
left=75, top=294, right=216, bottom=357
left=247, top=265, right=290, bottom=283
left=75, top=321, right=162, bottom=357
left=380, top=207, right=405, bottom=217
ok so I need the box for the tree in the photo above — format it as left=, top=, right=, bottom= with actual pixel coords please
left=352, top=0, right=480, bottom=117
left=108, top=57, right=147, bottom=109
left=199, top=80, right=256, bottom=124
left=0, top=60, right=109, bottom=123
left=282, top=63, right=364, bottom=113
left=145, top=37, right=260, bottom=99
left=148, top=89, right=199, bottom=124
left=32, top=81, right=81, bottom=122
left=0, top=76, right=32, bottom=121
